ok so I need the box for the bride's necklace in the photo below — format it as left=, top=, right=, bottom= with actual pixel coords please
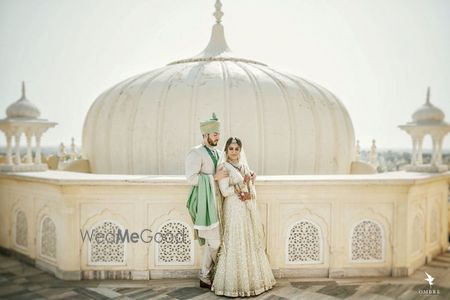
left=228, top=160, right=244, bottom=173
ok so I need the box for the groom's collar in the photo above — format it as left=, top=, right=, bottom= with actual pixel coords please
left=202, top=142, right=216, bottom=151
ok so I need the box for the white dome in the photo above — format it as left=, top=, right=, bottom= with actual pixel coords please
left=82, top=5, right=355, bottom=175
left=6, top=82, right=41, bottom=119
left=412, top=88, right=445, bottom=124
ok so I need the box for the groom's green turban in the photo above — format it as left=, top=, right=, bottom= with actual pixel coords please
left=200, top=113, right=221, bottom=134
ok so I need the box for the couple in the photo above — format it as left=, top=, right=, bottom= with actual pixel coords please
left=185, top=113, right=276, bottom=297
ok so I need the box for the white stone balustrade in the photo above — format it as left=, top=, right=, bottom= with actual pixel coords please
left=0, top=171, right=447, bottom=280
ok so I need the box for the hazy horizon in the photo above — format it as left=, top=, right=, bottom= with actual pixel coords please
left=1, top=0, right=449, bottom=150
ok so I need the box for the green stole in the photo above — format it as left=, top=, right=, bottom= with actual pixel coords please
left=186, top=174, right=218, bottom=246
left=203, top=145, right=218, bottom=171
left=186, top=145, right=221, bottom=246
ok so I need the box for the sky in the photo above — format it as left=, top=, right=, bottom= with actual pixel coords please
left=0, top=0, right=449, bottom=150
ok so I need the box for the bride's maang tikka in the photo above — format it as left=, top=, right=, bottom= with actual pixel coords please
left=231, top=137, right=238, bottom=144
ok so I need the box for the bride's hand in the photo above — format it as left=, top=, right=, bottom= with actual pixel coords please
left=250, top=172, right=256, bottom=183
left=236, top=190, right=251, bottom=201
left=234, top=187, right=246, bottom=201
left=241, top=192, right=251, bottom=201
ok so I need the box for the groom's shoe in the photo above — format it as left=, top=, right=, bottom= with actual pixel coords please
left=199, top=280, right=212, bottom=289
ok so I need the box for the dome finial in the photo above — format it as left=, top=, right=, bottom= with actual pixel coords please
left=214, top=0, right=224, bottom=24
left=189, top=0, right=230, bottom=58
left=168, top=0, right=266, bottom=66
left=5, top=81, right=41, bottom=119
left=21, top=81, right=26, bottom=99
left=411, top=86, right=445, bottom=123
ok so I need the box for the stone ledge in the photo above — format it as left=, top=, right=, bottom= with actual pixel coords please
left=406, top=164, right=449, bottom=173
left=392, top=267, right=409, bottom=277
left=150, top=268, right=198, bottom=280
left=1, top=170, right=449, bottom=186
left=279, top=267, right=328, bottom=278
left=0, top=163, right=47, bottom=172
left=329, top=267, right=391, bottom=278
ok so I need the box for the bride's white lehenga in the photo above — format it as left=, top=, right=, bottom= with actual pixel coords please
left=212, top=161, right=276, bottom=297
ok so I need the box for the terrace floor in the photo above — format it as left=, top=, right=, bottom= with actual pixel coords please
left=0, top=251, right=449, bottom=300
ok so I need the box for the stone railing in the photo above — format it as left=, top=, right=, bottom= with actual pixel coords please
left=0, top=171, right=448, bottom=280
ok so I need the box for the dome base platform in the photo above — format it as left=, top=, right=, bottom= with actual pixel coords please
left=405, top=164, right=449, bottom=173
left=0, top=163, right=48, bottom=172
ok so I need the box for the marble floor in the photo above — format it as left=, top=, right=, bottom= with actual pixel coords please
left=0, top=252, right=449, bottom=300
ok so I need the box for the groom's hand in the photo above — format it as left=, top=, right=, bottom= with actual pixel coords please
left=213, top=167, right=229, bottom=181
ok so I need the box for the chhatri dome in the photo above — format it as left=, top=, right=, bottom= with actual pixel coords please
left=412, top=87, right=445, bottom=124
left=6, top=82, right=41, bottom=119
left=82, top=1, right=355, bottom=175
left=399, top=87, right=450, bottom=173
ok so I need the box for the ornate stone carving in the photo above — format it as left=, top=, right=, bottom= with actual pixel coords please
left=15, top=210, right=28, bottom=248
left=411, top=214, right=424, bottom=254
left=351, top=220, right=384, bottom=262
left=88, top=221, right=125, bottom=265
left=156, top=221, right=193, bottom=265
left=41, top=216, right=56, bottom=259
left=287, top=220, right=322, bottom=264
left=430, top=204, right=439, bottom=243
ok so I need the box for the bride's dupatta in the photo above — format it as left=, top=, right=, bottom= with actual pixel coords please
left=224, top=161, right=265, bottom=251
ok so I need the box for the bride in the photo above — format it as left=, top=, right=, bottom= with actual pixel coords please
left=212, top=137, right=276, bottom=297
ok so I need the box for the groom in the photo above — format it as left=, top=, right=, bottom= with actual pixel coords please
left=185, top=113, right=229, bottom=289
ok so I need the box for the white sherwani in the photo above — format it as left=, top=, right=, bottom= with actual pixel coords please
left=186, top=144, right=222, bottom=186
left=185, top=143, right=223, bottom=284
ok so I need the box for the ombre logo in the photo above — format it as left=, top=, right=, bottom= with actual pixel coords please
left=417, top=272, right=440, bottom=295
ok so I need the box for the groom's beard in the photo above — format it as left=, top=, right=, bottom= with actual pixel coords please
left=207, top=136, right=218, bottom=147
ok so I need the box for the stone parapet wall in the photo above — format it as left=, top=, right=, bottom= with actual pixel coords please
left=0, top=171, right=448, bottom=280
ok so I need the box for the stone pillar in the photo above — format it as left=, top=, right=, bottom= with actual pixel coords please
left=25, top=131, right=33, bottom=164
left=70, top=137, right=77, bottom=161
left=34, top=132, right=42, bottom=164
left=370, top=139, right=378, bottom=168
left=5, top=133, right=13, bottom=165
left=436, top=135, right=443, bottom=165
left=411, top=136, right=418, bottom=165
left=58, top=142, right=66, bottom=163
left=13, top=132, right=22, bottom=165
left=417, top=135, right=424, bottom=165
left=430, top=136, right=437, bottom=166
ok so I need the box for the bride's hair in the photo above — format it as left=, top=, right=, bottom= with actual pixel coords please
left=224, top=137, right=242, bottom=154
